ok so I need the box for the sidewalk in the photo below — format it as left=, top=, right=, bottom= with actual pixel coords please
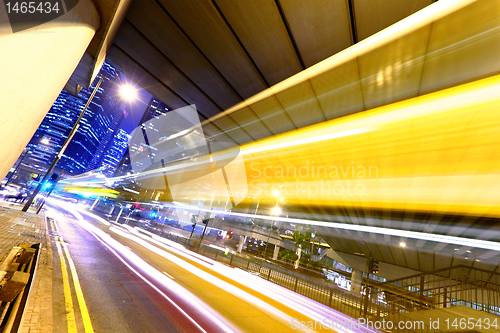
left=0, top=202, right=52, bottom=333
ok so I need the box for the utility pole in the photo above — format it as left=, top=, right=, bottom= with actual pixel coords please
left=23, top=76, right=104, bottom=212
left=199, top=217, right=210, bottom=243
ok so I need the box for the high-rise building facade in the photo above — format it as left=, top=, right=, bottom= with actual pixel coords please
left=25, top=90, right=85, bottom=169
left=101, top=129, right=131, bottom=176
left=85, top=102, right=127, bottom=172
left=59, top=62, right=127, bottom=174
left=114, top=97, right=171, bottom=177
left=20, top=62, right=129, bottom=176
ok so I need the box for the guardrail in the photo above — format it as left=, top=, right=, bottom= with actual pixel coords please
left=367, top=264, right=500, bottom=318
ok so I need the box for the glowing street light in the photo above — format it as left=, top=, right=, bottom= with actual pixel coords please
left=272, top=205, right=281, bottom=215
left=24, top=75, right=140, bottom=213
left=41, top=138, right=50, bottom=145
left=119, top=84, right=137, bottom=101
left=24, top=75, right=106, bottom=213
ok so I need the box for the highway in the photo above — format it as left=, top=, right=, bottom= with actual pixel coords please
left=45, top=198, right=377, bottom=333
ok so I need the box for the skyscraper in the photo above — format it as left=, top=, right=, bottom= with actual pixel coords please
left=101, top=129, right=131, bottom=177
left=59, top=62, right=127, bottom=174
left=85, top=102, right=127, bottom=172
left=114, top=97, right=171, bottom=177
left=14, top=62, right=155, bottom=181
left=25, top=90, right=85, bottom=170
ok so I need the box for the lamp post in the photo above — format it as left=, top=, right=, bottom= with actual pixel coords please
left=22, top=76, right=105, bottom=212
left=200, top=193, right=216, bottom=244
left=22, top=76, right=138, bottom=212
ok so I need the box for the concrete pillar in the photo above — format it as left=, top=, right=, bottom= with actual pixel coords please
left=351, top=269, right=363, bottom=294
left=0, top=1, right=100, bottom=180
left=294, top=245, right=302, bottom=269
left=237, top=236, right=246, bottom=253
left=273, top=245, right=280, bottom=260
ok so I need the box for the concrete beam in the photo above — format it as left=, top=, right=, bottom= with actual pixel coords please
left=62, top=0, right=133, bottom=94
left=0, top=0, right=100, bottom=180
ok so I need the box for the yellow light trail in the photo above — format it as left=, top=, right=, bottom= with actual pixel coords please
left=182, top=74, right=500, bottom=218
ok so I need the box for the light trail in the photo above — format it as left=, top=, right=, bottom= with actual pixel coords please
left=58, top=199, right=377, bottom=332
left=111, top=223, right=377, bottom=333
left=165, top=202, right=500, bottom=252
left=109, top=226, right=319, bottom=333
left=50, top=200, right=241, bottom=333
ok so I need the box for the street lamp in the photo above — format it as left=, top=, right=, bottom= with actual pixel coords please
left=119, top=84, right=137, bottom=101
left=264, top=198, right=282, bottom=258
left=22, top=77, right=137, bottom=213
left=22, top=75, right=105, bottom=212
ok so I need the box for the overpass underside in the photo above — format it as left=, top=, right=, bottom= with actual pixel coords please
left=60, top=0, right=500, bottom=287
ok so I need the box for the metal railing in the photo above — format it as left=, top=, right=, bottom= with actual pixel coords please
left=132, top=224, right=500, bottom=332
left=369, top=265, right=500, bottom=318
left=137, top=226, right=443, bottom=332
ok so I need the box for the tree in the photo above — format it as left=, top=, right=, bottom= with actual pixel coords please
left=278, top=249, right=298, bottom=263
left=291, top=230, right=311, bottom=269
left=299, top=253, right=311, bottom=265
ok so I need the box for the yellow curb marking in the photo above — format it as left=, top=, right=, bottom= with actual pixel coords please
left=55, top=240, right=77, bottom=333
left=52, top=217, right=94, bottom=333
left=61, top=242, right=94, bottom=333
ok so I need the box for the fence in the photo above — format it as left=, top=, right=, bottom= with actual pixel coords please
left=138, top=227, right=432, bottom=331
left=369, top=265, right=500, bottom=318
left=136, top=225, right=500, bottom=333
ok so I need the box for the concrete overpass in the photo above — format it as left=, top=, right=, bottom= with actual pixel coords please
left=3, top=0, right=500, bottom=283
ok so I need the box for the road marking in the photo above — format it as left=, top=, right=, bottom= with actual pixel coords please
left=61, top=242, right=94, bottom=333
left=55, top=240, right=77, bottom=333
left=52, top=217, right=94, bottom=333
left=51, top=219, right=59, bottom=233
left=163, top=271, right=175, bottom=279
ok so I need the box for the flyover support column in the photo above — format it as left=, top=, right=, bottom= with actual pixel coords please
left=237, top=236, right=246, bottom=253
left=351, top=270, right=363, bottom=295
left=0, top=1, right=100, bottom=180
left=273, top=245, right=280, bottom=260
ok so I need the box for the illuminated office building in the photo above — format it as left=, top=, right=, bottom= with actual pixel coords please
left=21, top=62, right=129, bottom=176
left=59, top=62, right=126, bottom=174
left=114, top=97, right=171, bottom=177
left=25, top=90, right=85, bottom=169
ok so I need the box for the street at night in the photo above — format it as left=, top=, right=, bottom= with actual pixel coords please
left=1, top=0, right=500, bottom=332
